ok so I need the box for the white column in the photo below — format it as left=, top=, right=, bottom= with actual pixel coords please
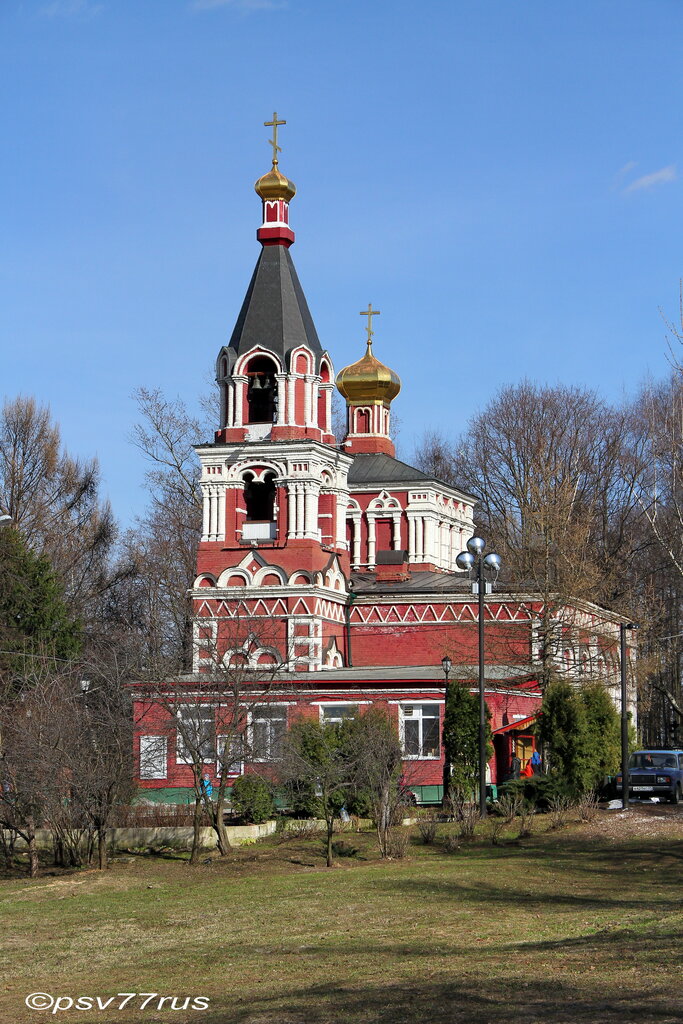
left=325, top=388, right=332, bottom=432
left=352, top=517, right=361, bottom=565
left=296, top=486, right=304, bottom=537
left=392, top=514, right=401, bottom=550
left=275, top=374, right=287, bottom=425
left=424, top=516, right=434, bottom=563
left=227, top=382, right=234, bottom=427
left=287, top=484, right=296, bottom=537
left=216, top=485, right=225, bottom=542
left=408, top=516, right=415, bottom=561
left=367, top=515, right=376, bottom=567
left=234, top=376, right=247, bottom=426
left=201, top=484, right=210, bottom=542
left=208, top=486, right=217, bottom=542
left=335, top=493, right=347, bottom=548
left=288, top=376, right=296, bottom=425
left=304, top=484, right=318, bottom=537
left=417, top=518, right=425, bottom=561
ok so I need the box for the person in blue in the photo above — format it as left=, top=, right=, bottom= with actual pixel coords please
left=530, top=750, right=542, bottom=775
left=201, top=775, right=213, bottom=799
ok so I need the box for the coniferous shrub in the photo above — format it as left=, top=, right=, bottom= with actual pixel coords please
left=443, top=682, right=492, bottom=797
left=537, top=679, right=621, bottom=794
left=230, top=775, right=275, bottom=824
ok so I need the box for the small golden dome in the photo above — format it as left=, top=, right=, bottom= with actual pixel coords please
left=336, top=341, right=401, bottom=406
left=254, top=164, right=296, bottom=202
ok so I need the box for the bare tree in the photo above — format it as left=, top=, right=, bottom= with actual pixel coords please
left=278, top=717, right=355, bottom=867
left=416, top=383, right=645, bottom=684
left=0, top=396, right=117, bottom=618
left=135, top=610, right=290, bottom=864
left=125, top=387, right=210, bottom=670
left=344, top=708, right=405, bottom=858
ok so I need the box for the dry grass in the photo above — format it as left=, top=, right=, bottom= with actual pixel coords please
left=1, top=810, right=683, bottom=1024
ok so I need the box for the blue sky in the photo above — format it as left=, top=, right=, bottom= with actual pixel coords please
left=2, top=0, right=682, bottom=526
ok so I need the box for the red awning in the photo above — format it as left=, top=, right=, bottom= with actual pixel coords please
left=493, top=715, right=537, bottom=735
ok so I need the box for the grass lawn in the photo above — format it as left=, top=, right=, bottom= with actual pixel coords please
left=1, top=812, right=682, bottom=1024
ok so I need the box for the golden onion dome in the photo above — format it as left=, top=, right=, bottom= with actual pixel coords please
left=336, top=341, right=402, bottom=405
left=254, top=163, right=297, bottom=203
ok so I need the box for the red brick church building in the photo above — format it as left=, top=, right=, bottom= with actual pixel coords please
left=132, top=129, right=625, bottom=804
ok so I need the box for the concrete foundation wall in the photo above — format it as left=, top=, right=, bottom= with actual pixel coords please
left=4, top=822, right=277, bottom=852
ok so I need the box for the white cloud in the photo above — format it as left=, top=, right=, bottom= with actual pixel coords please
left=40, top=0, right=103, bottom=17
left=622, top=165, right=677, bottom=195
left=612, top=161, right=636, bottom=189
left=192, top=0, right=287, bottom=10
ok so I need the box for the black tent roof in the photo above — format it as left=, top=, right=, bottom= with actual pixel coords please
left=227, top=245, right=324, bottom=369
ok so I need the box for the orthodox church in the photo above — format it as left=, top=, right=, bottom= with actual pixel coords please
left=133, top=121, right=626, bottom=804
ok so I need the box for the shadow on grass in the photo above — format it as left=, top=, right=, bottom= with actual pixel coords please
left=56, top=978, right=679, bottom=1024
left=102, top=976, right=682, bottom=1024
left=375, top=874, right=683, bottom=912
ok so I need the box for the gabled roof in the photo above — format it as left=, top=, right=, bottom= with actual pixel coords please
left=347, top=452, right=476, bottom=500
left=227, top=245, right=324, bottom=368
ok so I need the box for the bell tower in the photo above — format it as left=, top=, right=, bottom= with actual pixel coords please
left=191, top=116, right=352, bottom=674
left=214, top=113, right=336, bottom=448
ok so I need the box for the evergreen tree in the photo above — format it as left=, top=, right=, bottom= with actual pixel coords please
left=0, top=526, right=81, bottom=684
left=539, top=679, right=620, bottom=793
left=443, top=681, right=492, bottom=798
left=580, top=682, right=621, bottom=782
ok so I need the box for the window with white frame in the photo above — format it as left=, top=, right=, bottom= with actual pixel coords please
left=400, top=704, right=440, bottom=758
left=320, top=704, right=359, bottom=725
left=249, top=706, right=287, bottom=761
left=217, top=732, right=245, bottom=775
left=176, top=705, right=215, bottom=763
left=139, top=735, right=167, bottom=780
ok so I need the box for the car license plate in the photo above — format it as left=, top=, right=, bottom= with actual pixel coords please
left=632, top=786, right=651, bottom=791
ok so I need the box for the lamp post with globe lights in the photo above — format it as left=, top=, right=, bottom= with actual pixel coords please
left=455, top=536, right=502, bottom=818
left=441, top=655, right=453, bottom=802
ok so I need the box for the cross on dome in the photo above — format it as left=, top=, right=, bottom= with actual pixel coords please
left=360, top=303, right=381, bottom=349
left=264, top=111, right=286, bottom=167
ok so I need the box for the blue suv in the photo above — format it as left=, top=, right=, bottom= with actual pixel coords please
left=616, top=750, right=683, bottom=804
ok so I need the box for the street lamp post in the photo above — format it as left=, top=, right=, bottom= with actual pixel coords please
left=456, top=536, right=501, bottom=819
left=441, top=655, right=452, bottom=803
left=620, top=623, right=637, bottom=811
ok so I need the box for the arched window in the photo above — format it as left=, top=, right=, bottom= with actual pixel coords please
left=357, top=408, right=370, bottom=433
left=246, top=356, right=278, bottom=424
left=243, top=472, right=276, bottom=522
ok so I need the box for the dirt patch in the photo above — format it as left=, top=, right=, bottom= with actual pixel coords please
left=582, top=805, right=683, bottom=841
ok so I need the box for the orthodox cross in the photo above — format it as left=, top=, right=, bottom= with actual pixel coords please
left=264, top=112, right=286, bottom=166
left=360, top=303, right=380, bottom=347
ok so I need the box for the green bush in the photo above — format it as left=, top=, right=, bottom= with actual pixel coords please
left=281, top=778, right=322, bottom=819
left=230, top=775, right=275, bottom=824
left=498, top=775, right=576, bottom=810
left=538, top=679, right=622, bottom=794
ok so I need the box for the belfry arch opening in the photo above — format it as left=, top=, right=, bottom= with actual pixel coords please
left=246, top=356, right=278, bottom=424
left=243, top=471, right=276, bottom=523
